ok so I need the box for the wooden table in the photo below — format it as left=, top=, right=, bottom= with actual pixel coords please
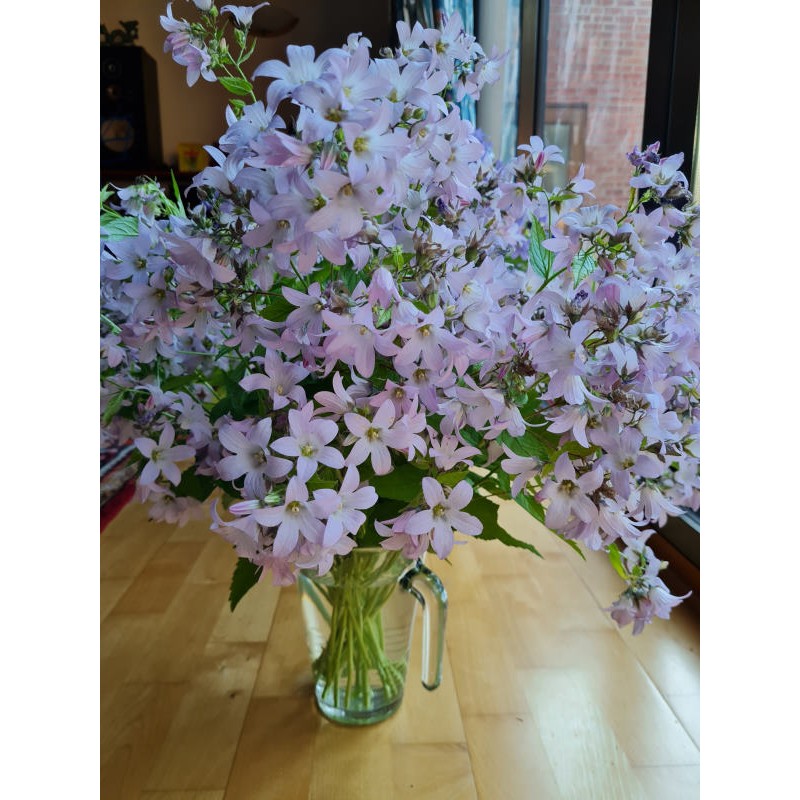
left=101, top=497, right=700, bottom=799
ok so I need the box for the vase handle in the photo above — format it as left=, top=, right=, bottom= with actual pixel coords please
left=400, top=561, right=448, bottom=691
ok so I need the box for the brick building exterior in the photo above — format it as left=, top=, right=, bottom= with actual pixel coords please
left=544, top=0, right=653, bottom=208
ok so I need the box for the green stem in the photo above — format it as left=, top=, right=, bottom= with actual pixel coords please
left=101, top=313, right=121, bottom=334
left=306, top=552, right=408, bottom=713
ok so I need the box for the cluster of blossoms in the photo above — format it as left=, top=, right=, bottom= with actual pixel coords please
left=100, top=1, right=699, bottom=634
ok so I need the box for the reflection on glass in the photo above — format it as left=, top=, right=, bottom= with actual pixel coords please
left=542, top=0, right=653, bottom=207
left=476, top=0, right=521, bottom=162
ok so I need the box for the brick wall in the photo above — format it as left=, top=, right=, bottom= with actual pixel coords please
left=545, top=0, right=652, bottom=208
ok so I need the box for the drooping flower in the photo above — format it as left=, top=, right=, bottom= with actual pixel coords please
left=536, top=453, right=602, bottom=531
left=220, top=3, right=269, bottom=28
left=605, top=546, right=691, bottom=634
left=500, top=444, right=540, bottom=497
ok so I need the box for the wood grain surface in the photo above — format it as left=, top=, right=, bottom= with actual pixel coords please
left=101, top=499, right=699, bottom=799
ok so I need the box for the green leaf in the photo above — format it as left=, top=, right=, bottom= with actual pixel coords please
left=359, top=497, right=407, bottom=547
left=438, top=470, right=470, bottom=487
left=477, top=476, right=511, bottom=500
left=514, top=490, right=546, bottom=525
left=497, top=428, right=558, bottom=462
left=518, top=391, right=543, bottom=421
left=606, top=543, right=628, bottom=580
left=170, top=170, right=186, bottom=217
left=229, top=557, right=262, bottom=611
left=209, top=395, right=233, bottom=423
left=557, top=534, right=587, bottom=561
left=528, top=217, right=554, bottom=280
left=100, top=212, right=139, bottom=240
left=160, top=373, right=199, bottom=392
left=173, top=470, right=216, bottom=502
left=554, top=440, right=597, bottom=460
left=102, top=391, right=127, bottom=426
left=571, top=249, right=598, bottom=286
left=260, top=295, right=295, bottom=322
left=218, top=76, right=253, bottom=96
left=468, top=493, right=543, bottom=558
left=341, top=266, right=366, bottom=293
left=371, top=463, right=426, bottom=502
left=306, top=474, right=338, bottom=492
left=458, top=426, right=483, bottom=449
left=228, top=97, right=246, bottom=118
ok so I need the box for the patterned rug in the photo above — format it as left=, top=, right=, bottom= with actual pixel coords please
left=101, top=441, right=137, bottom=531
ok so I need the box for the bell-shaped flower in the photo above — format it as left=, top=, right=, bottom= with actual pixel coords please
left=220, top=2, right=269, bottom=28
left=594, top=426, right=665, bottom=500
left=322, top=305, right=398, bottom=378
left=500, top=444, right=540, bottom=497
left=341, top=101, right=409, bottom=183
left=270, top=402, right=345, bottom=482
left=428, top=431, right=481, bottom=471
left=247, top=477, right=326, bottom=558
left=395, top=307, right=459, bottom=372
left=314, top=372, right=370, bottom=416
left=377, top=509, right=430, bottom=560
left=135, top=423, right=195, bottom=487
left=240, top=350, right=309, bottom=409
left=252, top=44, right=325, bottom=109
left=404, top=478, right=482, bottom=559
left=536, top=453, right=602, bottom=531
left=312, top=466, right=378, bottom=546
left=344, top=399, right=412, bottom=475
left=217, top=418, right=292, bottom=497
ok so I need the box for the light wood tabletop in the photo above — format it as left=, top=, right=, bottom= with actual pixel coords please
left=101, top=495, right=700, bottom=799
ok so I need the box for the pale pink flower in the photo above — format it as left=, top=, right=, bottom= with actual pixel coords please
left=217, top=418, right=292, bottom=497
left=395, top=307, right=459, bottom=372
left=500, top=444, right=540, bottom=497
left=404, top=478, right=482, bottom=558
left=427, top=431, right=480, bottom=471
left=246, top=477, right=325, bottom=558
left=344, top=399, right=411, bottom=475
left=270, top=401, right=345, bottom=481
left=240, top=350, right=309, bottom=409
left=377, top=510, right=430, bottom=559
left=135, top=423, right=195, bottom=486
left=322, top=305, right=398, bottom=378
left=536, top=454, right=602, bottom=530
left=312, top=466, right=378, bottom=546
left=314, top=371, right=369, bottom=416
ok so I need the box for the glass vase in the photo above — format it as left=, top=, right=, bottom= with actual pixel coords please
left=298, top=549, right=447, bottom=726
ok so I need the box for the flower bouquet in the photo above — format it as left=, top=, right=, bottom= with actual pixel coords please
left=100, top=1, right=700, bottom=724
